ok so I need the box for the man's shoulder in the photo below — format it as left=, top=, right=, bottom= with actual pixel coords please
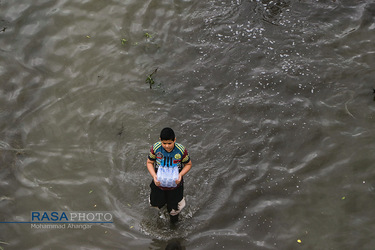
left=152, top=142, right=162, bottom=151
left=175, top=143, right=190, bottom=163
left=174, top=143, right=187, bottom=153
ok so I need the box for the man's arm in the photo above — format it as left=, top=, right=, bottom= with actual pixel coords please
left=147, top=158, right=160, bottom=186
left=176, top=160, right=192, bottom=184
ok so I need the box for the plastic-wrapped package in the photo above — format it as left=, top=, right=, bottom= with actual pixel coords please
left=157, top=166, right=178, bottom=188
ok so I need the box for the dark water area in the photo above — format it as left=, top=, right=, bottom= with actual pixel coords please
left=1, top=0, right=375, bottom=249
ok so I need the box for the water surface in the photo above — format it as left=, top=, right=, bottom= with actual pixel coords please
left=1, top=0, right=375, bottom=249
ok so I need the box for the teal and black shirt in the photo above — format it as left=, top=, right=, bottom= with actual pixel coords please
left=148, top=142, right=190, bottom=172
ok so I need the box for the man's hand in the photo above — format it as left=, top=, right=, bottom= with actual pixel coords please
left=153, top=176, right=161, bottom=186
left=175, top=160, right=192, bottom=185
left=175, top=173, right=182, bottom=185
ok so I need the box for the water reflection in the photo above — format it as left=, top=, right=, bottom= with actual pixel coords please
left=254, top=0, right=290, bottom=25
left=165, top=239, right=184, bottom=250
left=149, top=238, right=185, bottom=250
left=361, top=2, right=375, bottom=28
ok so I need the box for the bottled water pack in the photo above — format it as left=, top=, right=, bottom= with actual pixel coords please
left=157, top=166, right=179, bottom=188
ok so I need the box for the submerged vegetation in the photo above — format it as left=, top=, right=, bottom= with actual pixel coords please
left=144, top=32, right=152, bottom=39
left=120, top=31, right=155, bottom=47
left=120, top=32, right=160, bottom=89
left=146, top=68, right=158, bottom=89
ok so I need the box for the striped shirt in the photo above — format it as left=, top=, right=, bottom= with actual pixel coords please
left=148, top=142, right=190, bottom=172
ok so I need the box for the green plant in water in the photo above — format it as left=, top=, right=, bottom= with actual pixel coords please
left=144, top=32, right=152, bottom=39
left=121, top=38, right=127, bottom=45
left=146, top=68, right=158, bottom=89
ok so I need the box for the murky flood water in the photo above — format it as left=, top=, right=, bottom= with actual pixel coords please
left=1, top=0, right=375, bottom=249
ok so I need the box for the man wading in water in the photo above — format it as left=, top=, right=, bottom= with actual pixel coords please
left=146, top=127, right=192, bottom=223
